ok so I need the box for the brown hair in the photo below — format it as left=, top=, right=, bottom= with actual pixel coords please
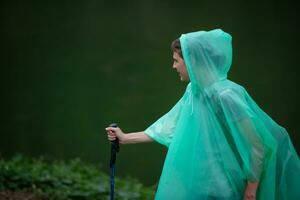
left=171, top=38, right=183, bottom=59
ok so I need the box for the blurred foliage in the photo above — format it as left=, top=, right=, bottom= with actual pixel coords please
left=0, top=153, right=156, bottom=200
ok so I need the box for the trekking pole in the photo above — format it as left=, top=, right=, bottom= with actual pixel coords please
left=108, top=123, right=119, bottom=200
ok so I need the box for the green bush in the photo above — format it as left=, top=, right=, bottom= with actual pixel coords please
left=0, top=153, right=156, bottom=200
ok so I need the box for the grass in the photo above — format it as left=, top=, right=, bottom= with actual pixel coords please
left=0, top=153, right=156, bottom=200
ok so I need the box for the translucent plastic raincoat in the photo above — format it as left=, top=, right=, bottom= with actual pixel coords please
left=144, top=29, right=300, bottom=200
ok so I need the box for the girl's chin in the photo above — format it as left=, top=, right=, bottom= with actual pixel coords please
left=180, top=77, right=189, bottom=82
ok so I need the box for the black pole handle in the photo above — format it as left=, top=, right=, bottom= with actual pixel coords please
left=109, top=123, right=119, bottom=167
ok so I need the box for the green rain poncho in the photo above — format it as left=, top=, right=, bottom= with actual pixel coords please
left=144, top=29, right=300, bottom=199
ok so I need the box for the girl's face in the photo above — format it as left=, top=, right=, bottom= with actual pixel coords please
left=172, top=52, right=190, bottom=82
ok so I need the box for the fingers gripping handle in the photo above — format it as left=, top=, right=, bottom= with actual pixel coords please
left=109, top=123, right=119, bottom=167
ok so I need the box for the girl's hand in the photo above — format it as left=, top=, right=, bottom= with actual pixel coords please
left=243, top=181, right=258, bottom=200
left=105, top=126, right=126, bottom=143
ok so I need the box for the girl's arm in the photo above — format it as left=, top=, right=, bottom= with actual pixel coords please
left=106, top=127, right=154, bottom=144
left=244, top=181, right=259, bottom=200
left=122, top=131, right=154, bottom=144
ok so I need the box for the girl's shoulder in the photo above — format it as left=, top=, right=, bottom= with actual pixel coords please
left=209, top=80, right=246, bottom=102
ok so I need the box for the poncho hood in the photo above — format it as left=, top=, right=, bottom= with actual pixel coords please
left=180, top=29, right=233, bottom=95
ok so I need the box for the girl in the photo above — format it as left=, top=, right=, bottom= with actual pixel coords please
left=106, top=29, right=300, bottom=200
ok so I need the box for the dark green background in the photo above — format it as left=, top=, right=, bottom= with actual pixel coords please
left=1, top=0, right=299, bottom=186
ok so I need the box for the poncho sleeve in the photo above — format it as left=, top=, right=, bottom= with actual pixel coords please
left=217, top=88, right=271, bottom=183
left=143, top=86, right=188, bottom=148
